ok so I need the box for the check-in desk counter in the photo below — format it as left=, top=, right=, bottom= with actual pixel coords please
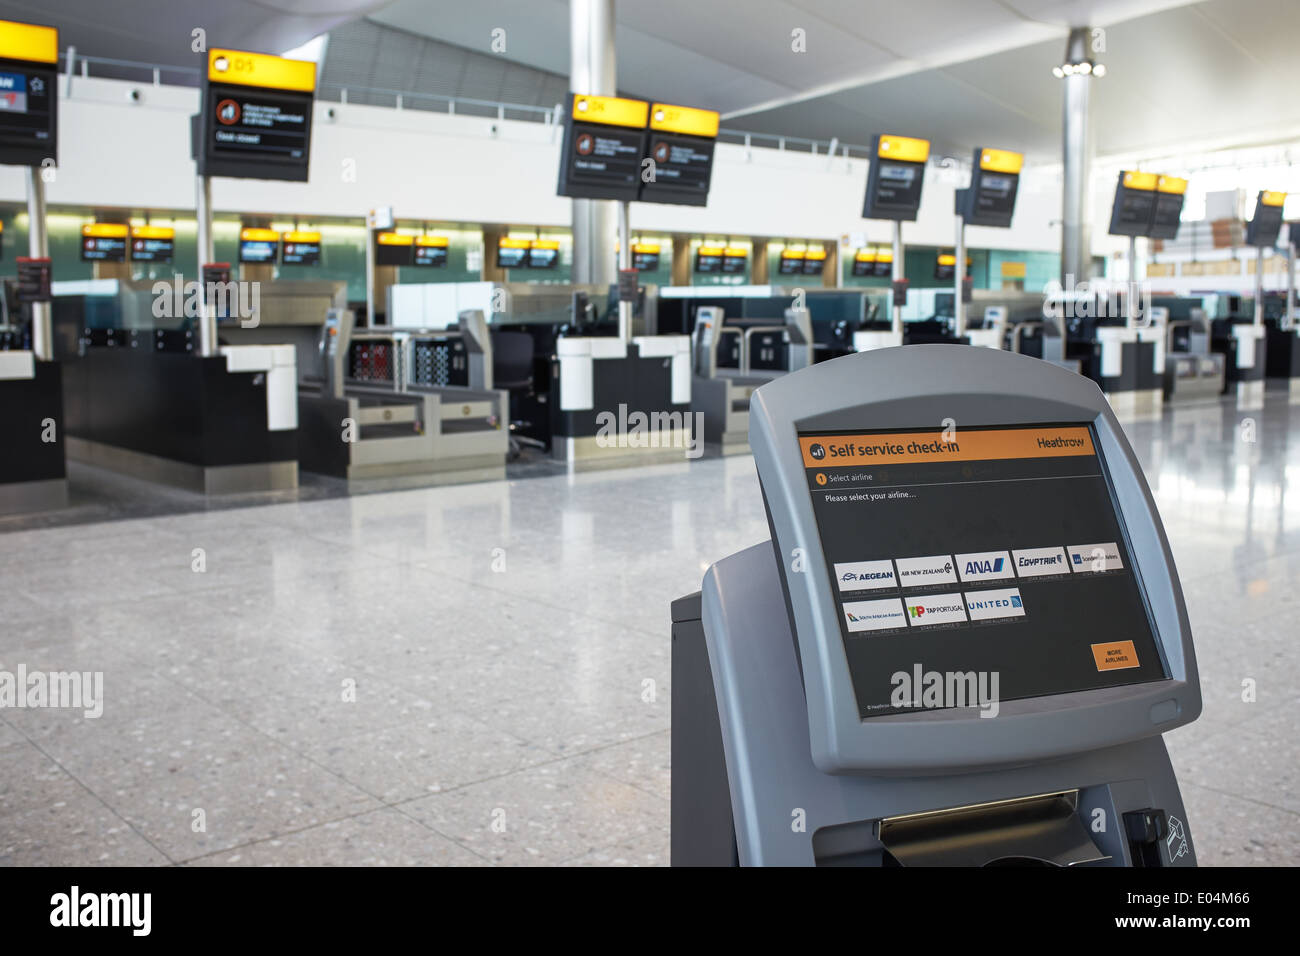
left=1163, top=314, right=1226, bottom=404
left=52, top=281, right=298, bottom=494
left=298, top=322, right=508, bottom=483
left=0, top=347, right=67, bottom=513
left=1212, top=320, right=1267, bottom=404
left=1263, top=321, right=1300, bottom=399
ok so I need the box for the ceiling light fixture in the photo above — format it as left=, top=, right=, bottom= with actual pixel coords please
left=1054, top=57, right=1104, bottom=79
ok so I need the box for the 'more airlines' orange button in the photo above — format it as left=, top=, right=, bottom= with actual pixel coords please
left=1091, top=640, right=1139, bottom=671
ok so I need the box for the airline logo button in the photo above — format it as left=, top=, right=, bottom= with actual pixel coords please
left=895, top=555, right=957, bottom=588
left=1013, top=546, right=1069, bottom=577
left=1091, top=640, right=1140, bottom=671
left=964, top=588, right=1026, bottom=621
left=843, top=598, right=908, bottom=633
left=834, top=559, right=898, bottom=592
left=904, top=594, right=968, bottom=627
left=1067, top=542, right=1124, bottom=573
left=956, top=550, right=1014, bottom=583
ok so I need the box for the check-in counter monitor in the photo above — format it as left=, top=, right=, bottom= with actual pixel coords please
left=673, top=346, right=1201, bottom=866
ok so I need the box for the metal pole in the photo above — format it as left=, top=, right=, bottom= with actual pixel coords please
left=953, top=214, right=966, bottom=336
left=1127, top=234, right=1138, bottom=328
left=1287, top=237, right=1297, bottom=331
left=569, top=0, right=618, bottom=287
left=1061, top=27, right=1094, bottom=286
left=617, top=200, right=631, bottom=342
left=24, top=167, right=51, bottom=361
left=891, top=219, right=904, bottom=334
left=365, top=224, right=375, bottom=329
left=1254, top=245, right=1265, bottom=327
left=195, top=174, right=216, bottom=356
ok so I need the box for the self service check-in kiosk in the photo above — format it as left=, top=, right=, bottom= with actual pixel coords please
left=690, top=303, right=813, bottom=454
left=672, top=345, right=1201, bottom=866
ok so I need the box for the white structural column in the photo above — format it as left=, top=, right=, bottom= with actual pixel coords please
left=24, top=167, right=51, bottom=361
left=569, top=0, right=618, bottom=287
left=1060, top=27, right=1094, bottom=286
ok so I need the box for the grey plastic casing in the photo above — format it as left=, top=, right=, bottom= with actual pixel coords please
left=748, top=345, right=1202, bottom=775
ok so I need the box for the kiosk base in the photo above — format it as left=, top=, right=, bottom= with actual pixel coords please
left=671, top=541, right=1197, bottom=867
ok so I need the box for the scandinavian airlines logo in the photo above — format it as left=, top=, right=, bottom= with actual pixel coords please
left=843, top=598, right=907, bottom=633
left=1013, top=546, right=1069, bottom=577
left=956, top=550, right=1013, bottom=583
left=964, top=588, right=1026, bottom=622
left=903, top=594, right=967, bottom=627
left=1067, top=542, right=1124, bottom=573
left=895, top=555, right=957, bottom=588
left=834, top=559, right=897, bottom=592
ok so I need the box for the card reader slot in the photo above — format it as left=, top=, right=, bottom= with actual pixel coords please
left=870, top=791, right=1110, bottom=867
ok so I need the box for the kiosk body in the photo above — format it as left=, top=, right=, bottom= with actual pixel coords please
left=672, top=345, right=1201, bottom=866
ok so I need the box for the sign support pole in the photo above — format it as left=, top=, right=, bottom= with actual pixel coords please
left=195, top=174, right=216, bottom=357
left=1254, top=245, right=1265, bottom=327
left=1127, top=234, right=1139, bottom=329
left=24, top=166, right=51, bottom=361
left=365, top=222, right=376, bottom=329
left=953, top=213, right=966, bottom=337
left=617, top=200, right=632, bottom=342
left=1287, top=235, right=1297, bottom=332
left=891, top=220, right=904, bottom=335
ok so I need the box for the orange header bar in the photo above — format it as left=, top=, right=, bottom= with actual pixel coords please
left=799, top=426, right=1095, bottom=468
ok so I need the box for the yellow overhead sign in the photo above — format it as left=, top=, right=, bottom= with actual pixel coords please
left=415, top=235, right=449, bottom=247
left=1156, top=175, right=1187, bottom=195
left=649, top=103, right=719, bottom=138
left=1261, top=190, right=1287, bottom=207
left=1001, top=261, right=1027, bottom=279
left=571, top=94, right=648, bottom=129
left=804, top=248, right=827, bottom=260
left=499, top=237, right=532, bottom=249
left=854, top=249, right=876, bottom=262
left=0, top=19, right=57, bottom=64
left=240, top=227, right=279, bottom=242
left=82, top=223, right=129, bottom=239
left=632, top=242, right=660, bottom=254
left=1122, top=170, right=1158, bottom=191
left=937, top=253, right=957, bottom=267
left=376, top=232, right=414, bottom=246
left=531, top=239, right=561, bottom=250
left=979, top=148, right=1023, bottom=174
left=283, top=230, right=321, bottom=243
left=208, top=48, right=317, bottom=93
left=132, top=225, right=175, bottom=240
left=877, top=135, right=930, bottom=164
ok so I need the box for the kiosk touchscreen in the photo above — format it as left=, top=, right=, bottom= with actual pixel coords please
left=671, top=346, right=1201, bottom=867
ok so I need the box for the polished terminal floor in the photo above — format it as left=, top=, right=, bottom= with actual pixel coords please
left=2, top=392, right=1298, bottom=866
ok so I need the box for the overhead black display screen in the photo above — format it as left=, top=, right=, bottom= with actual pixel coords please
left=863, top=135, right=930, bottom=222
left=638, top=103, right=720, bottom=208
left=497, top=240, right=529, bottom=270
left=375, top=233, right=413, bottom=267
left=239, top=236, right=278, bottom=264
left=721, top=248, right=747, bottom=274
left=130, top=228, right=175, bottom=263
left=1246, top=191, right=1286, bottom=248
left=80, top=225, right=128, bottom=263
left=631, top=245, right=660, bottom=271
left=0, top=56, right=57, bottom=166
left=1108, top=171, right=1158, bottom=238
left=193, top=49, right=316, bottom=182
left=797, top=423, right=1165, bottom=718
left=779, top=253, right=804, bottom=275
left=413, top=238, right=448, bottom=267
left=695, top=246, right=723, bottom=274
left=527, top=241, right=560, bottom=269
left=280, top=232, right=321, bottom=265
left=556, top=93, right=647, bottom=202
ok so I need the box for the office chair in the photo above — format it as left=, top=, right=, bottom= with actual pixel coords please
left=490, top=329, right=544, bottom=457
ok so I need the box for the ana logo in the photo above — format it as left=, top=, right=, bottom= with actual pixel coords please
left=965, top=558, right=1003, bottom=575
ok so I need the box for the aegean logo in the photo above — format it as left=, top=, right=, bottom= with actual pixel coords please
left=50, top=886, right=151, bottom=936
